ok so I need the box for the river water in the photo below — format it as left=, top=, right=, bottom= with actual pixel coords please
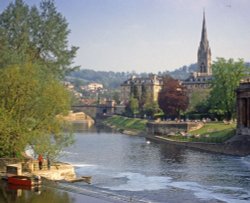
left=1, top=125, right=250, bottom=203
left=58, top=126, right=250, bottom=203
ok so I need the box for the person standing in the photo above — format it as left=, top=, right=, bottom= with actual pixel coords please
left=38, top=154, right=43, bottom=170
left=47, top=155, right=51, bottom=170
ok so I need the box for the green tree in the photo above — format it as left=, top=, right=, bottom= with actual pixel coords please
left=0, top=0, right=77, bottom=158
left=143, top=101, right=161, bottom=118
left=0, top=0, right=78, bottom=76
left=0, top=64, right=73, bottom=158
left=209, top=58, right=246, bottom=120
left=188, top=89, right=210, bottom=112
left=127, top=97, right=139, bottom=116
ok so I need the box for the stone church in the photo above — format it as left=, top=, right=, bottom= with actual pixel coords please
left=182, top=12, right=212, bottom=90
left=120, top=12, right=212, bottom=105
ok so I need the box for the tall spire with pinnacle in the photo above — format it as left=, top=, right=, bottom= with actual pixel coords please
left=197, top=10, right=212, bottom=75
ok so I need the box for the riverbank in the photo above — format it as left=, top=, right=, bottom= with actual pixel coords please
left=146, top=135, right=250, bottom=156
left=102, top=115, right=146, bottom=136
left=0, top=160, right=130, bottom=203
left=102, top=115, right=250, bottom=156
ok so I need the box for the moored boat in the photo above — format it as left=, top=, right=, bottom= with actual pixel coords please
left=8, top=175, right=41, bottom=186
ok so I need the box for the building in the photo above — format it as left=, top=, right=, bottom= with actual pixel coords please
left=182, top=12, right=212, bottom=90
left=120, top=12, right=212, bottom=106
left=120, top=74, right=162, bottom=105
left=236, top=77, right=250, bottom=137
left=81, top=82, right=103, bottom=91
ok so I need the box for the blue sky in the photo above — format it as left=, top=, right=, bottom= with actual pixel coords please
left=1, top=0, right=250, bottom=73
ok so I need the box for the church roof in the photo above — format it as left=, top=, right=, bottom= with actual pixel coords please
left=201, top=11, right=208, bottom=45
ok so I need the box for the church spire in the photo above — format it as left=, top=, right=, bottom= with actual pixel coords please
left=201, top=10, right=208, bottom=44
left=197, top=11, right=212, bottom=75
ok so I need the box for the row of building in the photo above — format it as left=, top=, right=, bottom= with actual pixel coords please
left=121, top=12, right=212, bottom=104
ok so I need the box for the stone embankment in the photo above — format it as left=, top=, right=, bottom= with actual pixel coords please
left=103, top=116, right=250, bottom=156
left=0, top=158, right=76, bottom=181
left=146, top=121, right=203, bottom=135
left=146, top=121, right=250, bottom=156
left=32, top=162, right=76, bottom=181
left=147, top=135, right=250, bottom=156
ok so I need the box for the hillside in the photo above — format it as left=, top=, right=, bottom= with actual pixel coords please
left=67, top=62, right=250, bottom=89
left=67, top=64, right=198, bottom=89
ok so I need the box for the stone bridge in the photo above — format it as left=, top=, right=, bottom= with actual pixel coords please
left=71, top=104, right=125, bottom=119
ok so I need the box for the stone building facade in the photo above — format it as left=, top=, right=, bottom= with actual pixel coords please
left=182, top=12, right=212, bottom=90
left=120, top=74, right=162, bottom=105
left=236, top=78, right=250, bottom=137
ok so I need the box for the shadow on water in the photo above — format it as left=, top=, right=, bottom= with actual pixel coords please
left=159, top=143, right=186, bottom=164
left=0, top=180, right=74, bottom=203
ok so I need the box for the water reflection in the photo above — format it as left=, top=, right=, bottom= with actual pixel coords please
left=159, top=143, right=186, bottom=164
left=0, top=180, right=73, bottom=203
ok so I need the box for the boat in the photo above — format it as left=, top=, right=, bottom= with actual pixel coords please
left=8, top=175, right=42, bottom=186
left=7, top=182, right=41, bottom=192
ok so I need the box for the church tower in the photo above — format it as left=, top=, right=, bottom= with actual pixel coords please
left=197, top=11, right=212, bottom=75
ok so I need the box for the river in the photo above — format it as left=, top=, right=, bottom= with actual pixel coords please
left=58, top=126, right=250, bottom=203
left=1, top=125, right=250, bottom=203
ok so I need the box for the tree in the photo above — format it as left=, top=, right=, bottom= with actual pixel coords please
left=158, top=77, right=189, bottom=118
left=127, top=97, right=139, bottom=116
left=143, top=101, right=162, bottom=118
left=0, top=0, right=77, bottom=158
left=0, top=0, right=79, bottom=77
left=188, top=88, right=210, bottom=112
left=209, top=58, right=246, bottom=120
left=0, top=64, right=73, bottom=158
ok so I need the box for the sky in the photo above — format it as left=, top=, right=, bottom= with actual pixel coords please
left=0, top=0, right=250, bottom=73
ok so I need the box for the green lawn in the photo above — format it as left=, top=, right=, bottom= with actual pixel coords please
left=104, top=116, right=236, bottom=143
left=168, top=122, right=236, bottom=143
left=104, top=115, right=147, bottom=131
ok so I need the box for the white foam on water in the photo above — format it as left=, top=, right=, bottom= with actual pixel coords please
left=103, top=172, right=172, bottom=191
left=70, top=163, right=97, bottom=168
left=61, top=150, right=78, bottom=155
left=101, top=172, right=250, bottom=202
left=240, top=156, right=250, bottom=168
left=169, top=181, right=250, bottom=203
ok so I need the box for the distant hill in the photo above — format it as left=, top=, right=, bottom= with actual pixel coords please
left=67, top=64, right=198, bottom=89
left=67, top=62, right=249, bottom=89
left=168, top=63, right=197, bottom=80
left=68, top=69, right=132, bottom=89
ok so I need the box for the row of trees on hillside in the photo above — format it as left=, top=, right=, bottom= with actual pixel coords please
left=0, top=0, right=77, bottom=158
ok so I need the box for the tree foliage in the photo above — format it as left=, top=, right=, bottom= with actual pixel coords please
left=209, top=58, right=246, bottom=120
left=0, top=0, right=77, bottom=158
left=0, top=0, right=78, bottom=77
left=0, top=64, right=73, bottom=157
left=188, top=88, right=210, bottom=112
left=126, top=97, right=139, bottom=116
left=158, top=77, right=189, bottom=118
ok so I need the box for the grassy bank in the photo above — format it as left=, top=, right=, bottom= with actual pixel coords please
left=167, top=122, right=236, bottom=143
left=103, top=115, right=147, bottom=133
left=103, top=116, right=236, bottom=143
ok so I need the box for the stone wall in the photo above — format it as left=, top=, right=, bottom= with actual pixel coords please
left=0, top=158, right=21, bottom=172
left=146, top=121, right=203, bottom=136
left=147, top=136, right=250, bottom=156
